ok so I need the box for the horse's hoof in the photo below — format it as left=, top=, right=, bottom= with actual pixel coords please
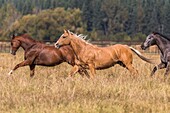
left=8, top=70, right=13, bottom=75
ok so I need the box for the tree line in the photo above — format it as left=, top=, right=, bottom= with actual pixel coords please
left=0, top=0, right=170, bottom=41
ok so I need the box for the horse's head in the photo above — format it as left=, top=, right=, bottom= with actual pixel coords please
left=55, top=30, right=72, bottom=49
left=141, top=32, right=157, bottom=50
left=10, top=34, right=21, bottom=55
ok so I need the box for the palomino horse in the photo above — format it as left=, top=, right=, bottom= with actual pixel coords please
left=8, top=34, right=88, bottom=77
left=55, top=30, right=154, bottom=78
left=141, top=32, right=170, bottom=78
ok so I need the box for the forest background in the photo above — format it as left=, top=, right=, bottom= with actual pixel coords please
left=0, top=0, right=170, bottom=42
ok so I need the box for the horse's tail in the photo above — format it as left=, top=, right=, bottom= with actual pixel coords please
left=129, top=47, right=154, bottom=64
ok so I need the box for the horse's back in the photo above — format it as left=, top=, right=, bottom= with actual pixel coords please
left=111, top=44, right=132, bottom=53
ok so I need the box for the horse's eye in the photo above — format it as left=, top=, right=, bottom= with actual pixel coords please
left=148, top=37, right=151, bottom=39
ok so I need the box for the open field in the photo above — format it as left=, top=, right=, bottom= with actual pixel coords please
left=0, top=51, right=170, bottom=113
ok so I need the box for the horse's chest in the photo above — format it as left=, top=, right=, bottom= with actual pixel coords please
left=161, top=49, right=170, bottom=62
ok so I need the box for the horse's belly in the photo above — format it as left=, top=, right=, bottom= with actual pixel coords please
left=96, top=64, right=113, bottom=70
left=34, top=56, right=63, bottom=66
left=34, top=60, right=63, bottom=66
left=94, top=59, right=115, bottom=69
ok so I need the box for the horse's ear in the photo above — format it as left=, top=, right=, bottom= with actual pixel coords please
left=63, top=29, right=70, bottom=35
left=64, top=29, right=67, bottom=33
left=12, top=34, right=15, bottom=39
left=10, top=31, right=17, bottom=39
left=67, top=30, right=71, bottom=34
left=152, top=32, right=157, bottom=35
left=11, top=34, right=17, bottom=39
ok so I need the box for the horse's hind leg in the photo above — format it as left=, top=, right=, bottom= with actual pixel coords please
left=120, top=59, right=138, bottom=76
left=125, top=63, right=138, bottom=76
left=29, top=64, right=35, bottom=77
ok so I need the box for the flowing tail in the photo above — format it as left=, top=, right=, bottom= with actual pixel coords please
left=129, top=47, right=155, bottom=64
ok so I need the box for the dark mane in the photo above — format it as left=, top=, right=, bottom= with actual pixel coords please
left=153, top=32, right=170, bottom=41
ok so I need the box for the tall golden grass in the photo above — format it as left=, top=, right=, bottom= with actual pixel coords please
left=0, top=51, right=170, bottom=113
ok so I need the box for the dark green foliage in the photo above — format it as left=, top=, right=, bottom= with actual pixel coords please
left=10, top=8, right=85, bottom=41
left=0, top=0, right=170, bottom=41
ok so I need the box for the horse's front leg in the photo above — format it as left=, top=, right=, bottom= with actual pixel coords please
left=150, top=62, right=166, bottom=77
left=8, top=60, right=31, bottom=75
left=72, top=59, right=90, bottom=78
left=29, top=64, right=36, bottom=77
left=88, top=63, right=96, bottom=79
left=68, top=65, right=79, bottom=77
left=79, top=68, right=90, bottom=78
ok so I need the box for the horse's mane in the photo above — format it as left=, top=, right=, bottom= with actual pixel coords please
left=153, top=32, right=170, bottom=41
left=20, top=34, right=43, bottom=43
left=21, top=34, right=36, bottom=42
left=71, top=32, right=93, bottom=46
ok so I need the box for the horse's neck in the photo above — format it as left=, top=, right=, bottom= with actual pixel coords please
left=19, top=38, right=36, bottom=50
left=70, top=37, right=88, bottom=55
left=156, top=37, right=169, bottom=54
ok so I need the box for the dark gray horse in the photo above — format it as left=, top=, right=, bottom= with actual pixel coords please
left=141, top=32, right=170, bottom=78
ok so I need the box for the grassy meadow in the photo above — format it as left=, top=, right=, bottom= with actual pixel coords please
left=0, top=51, right=170, bottom=113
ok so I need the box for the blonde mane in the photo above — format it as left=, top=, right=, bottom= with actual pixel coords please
left=71, top=32, right=93, bottom=46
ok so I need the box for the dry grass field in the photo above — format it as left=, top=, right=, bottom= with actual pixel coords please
left=0, top=51, right=170, bottom=113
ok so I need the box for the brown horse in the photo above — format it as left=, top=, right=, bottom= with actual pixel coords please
left=55, top=30, right=154, bottom=78
left=8, top=34, right=88, bottom=77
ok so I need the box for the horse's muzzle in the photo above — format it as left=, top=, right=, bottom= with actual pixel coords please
left=141, top=44, right=147, bottom=50
left=55, top=43, right=60, bottom=49
left=10, top=50, right=16, bottom=55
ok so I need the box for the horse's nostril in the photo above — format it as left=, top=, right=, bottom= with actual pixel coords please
left=54, top=43, right=57, bottom=47
left=141, top=45, right=146, bottom=50
left=11, top=51, right=16, bottom=55
left=55, top=43, right=60, bottom=49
